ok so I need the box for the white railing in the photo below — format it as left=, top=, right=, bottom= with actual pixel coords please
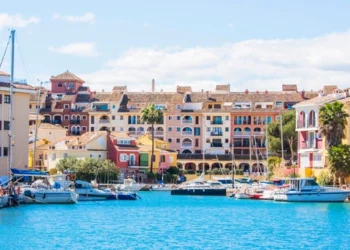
left=154, top=131, right=164, bottom=136
left=99, top=119, right=110, bottom=124
left=182, top=131, right=193, bottom=136
left=182, top=120, right=193, bottom=124
left=182, top=142, right=192, bottom=147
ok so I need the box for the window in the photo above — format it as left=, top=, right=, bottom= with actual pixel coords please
left=58, top=82, right=62, bottom=87
left=225, top=127, right=229, bottom=132
left=4, top=95, right=10, bottom=103
left=119, top=140, right=131, bottom=145
left=91, top=116, right=95, bottom=124
left=170, top=156, right=174, bottom=163
left=112, top=105, right=116, bottom=109
left=120, top=116, right=124, bottom=120
left=195, top=116, right=199, bottom=124
left=63, top=153, right=68, bottom=159
left=276, top=101, right=282, bottom=106
left=91, top=127, right=95, bottom=132
left=52, top=153, right=56, bottom=161
left=308, top=132, right=315, bottom=148
left=300, top=154, right=309, bottom=168
left=206, top=116, right=210, bottom=120
left=4, top=121, right=10, bottom=130
left=160, top=155, right=166, bottom=162
left=195, top=139, right=199, bottom=147
left=120, top=127, right=124, bottom=131
left=64, top=104, right=70, bottom=109
left=82, top=115, right=87, bottom=120
left=120, top=154, right=128, bottom=162
left=177, top=105, right=181, bottom=110
left=177, top=127, right=180, bottom=132
left=29, top=104, right=32, bottom=109
left=206, top=139, right=210, bottom=143
left=112, top=127, right=115, bottom=131
left=168, top=138, right=172, bottom=143
left=64, top=126, right=69, bottom=130
left=194, top=127, right=200, bottom=136
left=57, top=95, right=62, bottom=100
left=82, top=126, right=87, bottom=131
left=225, top=116, right=229, bottom=120
left=313, top=154, right=322, bottom=168
left=177, top=116, right=180, bottom=120
left=64, top=115, right=69, bottom=120
left=169, top=116, right=172, bottom=120
left=0, top=147, right=8, bottom=157
left=208, top=104, right=212, bottom=109
left=112, top=115, right=115, bottom=120
left=225, top=139, right=229, bottom=143
left=207, top=127, right=210, bottom=132
left=168, top=127, right=172, bottom=132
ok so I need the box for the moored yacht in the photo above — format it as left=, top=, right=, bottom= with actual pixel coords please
left=273, top=178, right=350, bottom=202
left=171, top=180, right=227, bottom=196
left=72, top=180, right=116, bottom=201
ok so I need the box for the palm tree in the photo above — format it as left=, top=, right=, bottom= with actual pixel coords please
left=319, top=101, right=349, bottom=148
left=141, top=103, right=164, bottom=173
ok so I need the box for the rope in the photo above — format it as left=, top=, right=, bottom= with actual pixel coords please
left=0, top=34, right=11, bottom=69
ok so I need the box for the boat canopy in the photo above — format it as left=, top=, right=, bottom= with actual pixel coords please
left=10, top=168, right=48, bottom=177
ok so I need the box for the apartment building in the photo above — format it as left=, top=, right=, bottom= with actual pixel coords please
left=0, top=70, right=36, bottom=175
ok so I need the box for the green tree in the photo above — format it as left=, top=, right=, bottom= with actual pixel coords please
left=141, top=103, right=164, bottom=173
left=328, top=145, right=350, bottom=185
left=267, top=156, right=282, bottom=177
left=99, top=160, right=120, bottom=183
left=319, top=101, right=349, bottom=148
left=268, top=110, right=297, bottom=161
left=56, top=157, right=79, bottom=173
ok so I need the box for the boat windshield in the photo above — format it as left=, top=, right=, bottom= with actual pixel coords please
left=218, top=180, right=232, bottom=184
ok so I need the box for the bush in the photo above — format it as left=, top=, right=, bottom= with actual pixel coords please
left=49, top=168, right=57, bottom=175
left=317, top=171, right=333, bottom=186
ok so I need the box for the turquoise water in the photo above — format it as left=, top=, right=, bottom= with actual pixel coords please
left=1, top=192, right=350, bottom=250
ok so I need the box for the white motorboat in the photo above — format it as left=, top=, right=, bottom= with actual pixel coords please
left=273, top=178, right=350, bottom=202
left=151, top=184, right=178, bottom=191
left=19, top=180, right=79, bottom=204
left=73, top=180, right=116, bottom=201
left=116, top=178, right=145, bottom=191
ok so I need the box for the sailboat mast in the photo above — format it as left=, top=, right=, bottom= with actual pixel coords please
left=33, top=81, right=42, bottom=169
left=265, top=115, right=269, bottom=180
left=8, top=29, right=15, bottom=177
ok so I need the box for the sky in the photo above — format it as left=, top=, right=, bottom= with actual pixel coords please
left=1, top=0, right=350, bottom=92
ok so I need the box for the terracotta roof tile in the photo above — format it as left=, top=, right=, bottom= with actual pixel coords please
left=176, top=86, right=192, bottom=94
left=0, top=70, right=10, bottom=76
left=282, top=84, right=298, bottom=92
left=323, top=85, right=338, bottom=95
left=215, top=84, right=230, bottom=92
left=0, top=82, right=36, bottom=91
left=294, top=93, right=347, bottom=107
left=50, top=71, right=84, bottom=83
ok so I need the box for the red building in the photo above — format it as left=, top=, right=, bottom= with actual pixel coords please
left=107, top=132, right=141, bottom=177
left=40, top=71, right=91, bottom=135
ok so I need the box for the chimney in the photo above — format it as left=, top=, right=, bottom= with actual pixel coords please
left=245, top=89, right=249, bottom=94
left=102, top=89, right=104, bottom=92
left=301, top=90, right=305, bottom=99
left=152, top=79, right=155, bottom=93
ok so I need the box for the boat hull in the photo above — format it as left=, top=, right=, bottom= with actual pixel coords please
left=0, top=195, right=9, bottom=208
left=77, top=193, right=116, bottom=201
left=235, top=193, right=250, bottom=199
left=20, top=190, right=78, bottom=204
left=274, top=191, right=350, bottom=202
left=117, top=192, right=138, bottom=200
left=171, top=188, right=226, bottom=196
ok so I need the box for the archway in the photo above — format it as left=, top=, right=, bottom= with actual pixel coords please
left=184, top=162, right=196, bottom=171
left=182, top=149, right=192, bottom=154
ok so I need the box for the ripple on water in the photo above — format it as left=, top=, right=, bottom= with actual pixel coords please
left=0, top=192, right=350, bottom=250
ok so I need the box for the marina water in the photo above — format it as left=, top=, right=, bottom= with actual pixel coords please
left=1, top=192, right=349, bottom=249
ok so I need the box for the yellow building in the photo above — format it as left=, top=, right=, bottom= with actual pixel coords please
left=137, top=133, right=177, bottom=172
left=44, top=131, right=108, bottom=170
left=0, top=71, right=36, bottom=175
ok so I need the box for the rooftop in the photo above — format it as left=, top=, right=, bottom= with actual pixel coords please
left=50, top=71, right=84, bottom=83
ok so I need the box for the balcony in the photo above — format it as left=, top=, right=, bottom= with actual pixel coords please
left=210, top=143, right=223, bottom=147
left=182, top=142, right=192, bottom=147
left=154, top=131, right=164, bottom=136
left=233, top=131, right=251, bottom=137
left=211, top=121, right=223, bottom=125
left=70, top=120, right=80, bottom=124
left=252, top=131, right=264, bottom=136
left=99, top=119, right=110, bottom=124
left=210, top=131, right=223, bottom=136
left=182, top=131, right=193, bottom=136
left=182, top=119, right=193, bottom=124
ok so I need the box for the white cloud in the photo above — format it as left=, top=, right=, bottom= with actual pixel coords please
left=49, top=42, right=100, bottom=57
left=79, top=30, right=350, bottom=92
left=52, top=12, right=95, bottom=24
left=0, top=13, right=40, bottom=30
left=228, top=23, right=233, bottom=29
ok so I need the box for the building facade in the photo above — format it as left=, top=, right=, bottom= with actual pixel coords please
left=0, top=70, right=36, bottom=175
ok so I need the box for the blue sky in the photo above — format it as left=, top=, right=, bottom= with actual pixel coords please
left=1, top=0, right=350, bottom=92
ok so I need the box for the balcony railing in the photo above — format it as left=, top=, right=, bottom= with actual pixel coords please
left=70, top=120, right=81, bottom=124
left=154, top=131, right=164, bottom=136
left=182, top=131, right=193, bottom=136
left=210, top=131, right=223, bottom=136
left=182, top=119, right=193, bottom=124
left=210, top=143, right=222, bottom=147
left=211, top=121, right=223, bottom=125
left=182, top=142, right=192, bottom=147
left=99, top=119, right=110, bottom=124
left=233, top=131, right=251, bottom=137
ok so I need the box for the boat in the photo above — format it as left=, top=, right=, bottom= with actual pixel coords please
left=0, top=193, right=9, bottom=208
left=11, top=168, right=79, bottom=204
left=117, top=191, right=139, bottom=200
left=273, top=178, right=350, bottom=202
left=116, top=178, right=145, bottom=191
left=151, top=183, right=178, bottom=191
left=72, top=180, right=116, bottom=201
left=171, top=174, right=227, bottom=196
